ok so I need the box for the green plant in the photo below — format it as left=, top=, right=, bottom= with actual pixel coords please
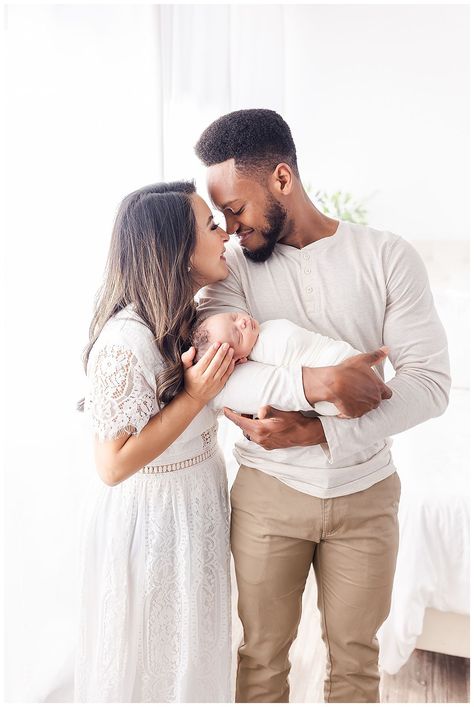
left=306, top=184, right=370, bottom=224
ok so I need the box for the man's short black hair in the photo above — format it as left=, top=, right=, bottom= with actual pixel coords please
left=194, top=108, right=299, bottom=181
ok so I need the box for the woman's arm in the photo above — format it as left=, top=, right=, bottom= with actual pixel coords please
left=95, top=342, right=234, bottom=486
left=95, top=389, right=204, bottom=486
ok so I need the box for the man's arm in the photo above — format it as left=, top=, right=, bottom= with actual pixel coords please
left=319, top=237, right=450, bottom=463
left=198, top=257, right=251, bottom=318
left=221, top=344, right=392, bottom=448
left=200, top=250, right=392, bottom=422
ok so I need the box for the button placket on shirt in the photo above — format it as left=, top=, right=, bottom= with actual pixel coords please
left=301, top=251, right=315, bottom=313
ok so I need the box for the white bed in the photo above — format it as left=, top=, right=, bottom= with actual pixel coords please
left=377, top=386, right=470, bottom=673
left=377, top=241, right=470, bottom=672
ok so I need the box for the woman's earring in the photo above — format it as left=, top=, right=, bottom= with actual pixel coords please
left=187, top=265, right=191, bottom=272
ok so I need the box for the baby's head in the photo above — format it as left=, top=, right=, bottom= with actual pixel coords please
left=192, top=312, right=260, bottom=364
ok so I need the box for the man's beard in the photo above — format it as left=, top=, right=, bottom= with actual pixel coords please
left=243, top=197, right=289, bottom=263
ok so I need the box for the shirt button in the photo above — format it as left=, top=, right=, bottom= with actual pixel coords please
left=306, top=286, right=313, bottom=294
left=304, top=268, right=311, bottom=274
left=303, top=253, right=310, bottom=260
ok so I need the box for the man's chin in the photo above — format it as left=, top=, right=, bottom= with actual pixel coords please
left=243, top=240, right=278, bottom=263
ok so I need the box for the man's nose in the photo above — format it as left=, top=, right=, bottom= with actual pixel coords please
left=225, top=214, right=238, bottom=235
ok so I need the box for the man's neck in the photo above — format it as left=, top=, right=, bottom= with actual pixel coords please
left=279, top=191, right=339, bottom=249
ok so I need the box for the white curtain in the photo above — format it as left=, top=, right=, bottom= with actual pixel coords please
left=4, top=5, right=163, bottom=700
left=158, top=4, right=285, bottom=195
left=158, top=3, right=469, bottom=241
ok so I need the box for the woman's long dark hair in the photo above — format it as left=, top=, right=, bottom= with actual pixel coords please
left=79, top=181, right=198, bottom=410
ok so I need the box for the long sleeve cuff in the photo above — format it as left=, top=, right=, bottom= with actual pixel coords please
left=319, top=370, right=450, bottom=464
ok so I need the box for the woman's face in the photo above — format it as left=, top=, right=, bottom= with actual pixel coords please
left=190, top=194, right=229, bottom=289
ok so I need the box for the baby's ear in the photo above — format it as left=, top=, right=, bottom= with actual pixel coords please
left=235, top=356, right=248, bottom=365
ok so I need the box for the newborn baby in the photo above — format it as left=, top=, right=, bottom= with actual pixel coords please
left=191, top=312, right=362, bottom=415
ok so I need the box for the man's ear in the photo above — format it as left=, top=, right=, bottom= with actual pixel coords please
left=235, top=356, right=248, bottom=365
left=270, top=162, right=293, bottom=196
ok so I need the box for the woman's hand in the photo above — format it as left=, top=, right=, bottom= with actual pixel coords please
left=181, top=342, right=235, bottom=405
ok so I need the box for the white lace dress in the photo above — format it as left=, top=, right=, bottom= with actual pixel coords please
left=74, top=307, right=231, bottom=703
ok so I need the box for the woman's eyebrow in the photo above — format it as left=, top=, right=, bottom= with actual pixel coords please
left=207, top=215, right=214, bottom=225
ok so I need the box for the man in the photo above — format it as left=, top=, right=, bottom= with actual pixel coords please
left=195, top=109, right=450, bottom=703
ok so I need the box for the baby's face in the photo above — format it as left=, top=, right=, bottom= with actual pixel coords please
left=205, top=312, right=260, bottom=361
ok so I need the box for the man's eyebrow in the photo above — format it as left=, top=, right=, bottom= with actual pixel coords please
left=222, top=199, right=240, bottom=210
left=210, top=199, right=240, bottom=211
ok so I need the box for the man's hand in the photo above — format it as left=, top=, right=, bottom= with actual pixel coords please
left=303, top=347, right=392, bottom=418
left=223, top=405, right=326, bottom=450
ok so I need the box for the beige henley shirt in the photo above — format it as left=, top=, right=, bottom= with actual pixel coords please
left=198, top=220, right=450, bottom=498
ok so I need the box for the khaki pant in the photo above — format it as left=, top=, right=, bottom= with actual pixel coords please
left=230, top=466, right=401, bottom=703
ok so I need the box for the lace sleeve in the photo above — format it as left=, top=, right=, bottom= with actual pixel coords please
left=86, top=344, right=157, bottom=441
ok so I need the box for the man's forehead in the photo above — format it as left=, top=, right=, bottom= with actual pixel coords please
left=206, top=160, right=251, bottom=207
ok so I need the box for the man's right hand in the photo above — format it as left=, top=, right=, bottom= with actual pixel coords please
left=303, top=347, right=392, bottom=418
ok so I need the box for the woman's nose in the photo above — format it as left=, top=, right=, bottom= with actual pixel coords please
left=220, top=227, right=230, bottom=242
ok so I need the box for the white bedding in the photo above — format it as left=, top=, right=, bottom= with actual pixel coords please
left=377, top=386, right=470, bottom=673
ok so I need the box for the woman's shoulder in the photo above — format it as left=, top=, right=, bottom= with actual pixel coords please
left=89, top=305, right=162, bottom=374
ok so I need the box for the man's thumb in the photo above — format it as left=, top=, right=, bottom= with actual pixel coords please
left=257, top=405, right=276, bottom=420
left=367, top=346, right=389, bottom=365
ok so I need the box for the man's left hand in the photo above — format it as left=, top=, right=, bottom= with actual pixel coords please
left=223, top=406, right=326, bottom=450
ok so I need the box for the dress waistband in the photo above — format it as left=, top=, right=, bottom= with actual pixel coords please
left=139, top=423, right=218, bottom=474
left=141, top=445, right=218, bottom=474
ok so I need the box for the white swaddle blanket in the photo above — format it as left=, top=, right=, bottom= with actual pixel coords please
left=249, top=319, right=360, bottom=415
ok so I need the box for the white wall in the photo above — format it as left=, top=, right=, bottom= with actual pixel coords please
left=283, top=4, right=469, bottom=241
left=5, top=4, right=163, bottom=406
left=164, top=4, right=469, bottom=241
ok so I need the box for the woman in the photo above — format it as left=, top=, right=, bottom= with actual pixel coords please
left=74, top=181, right=234, bottom=702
